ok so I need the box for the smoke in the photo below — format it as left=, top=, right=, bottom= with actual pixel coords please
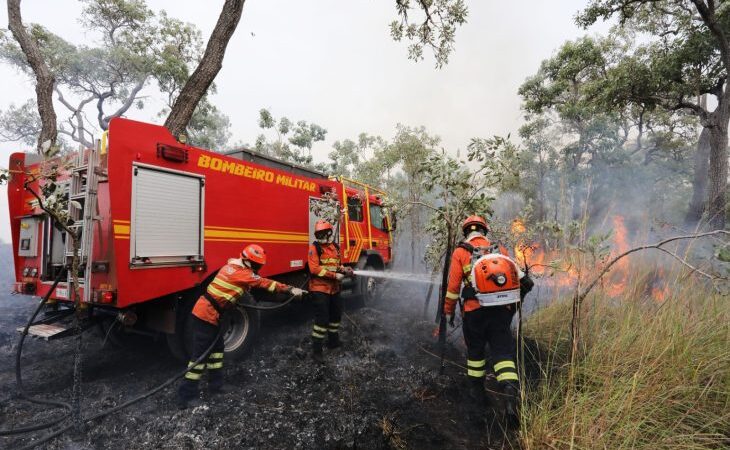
left=491, top=191, right=525, bottom=224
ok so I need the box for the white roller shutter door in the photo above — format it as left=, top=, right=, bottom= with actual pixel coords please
left=132, top=166, right=204, bottom=262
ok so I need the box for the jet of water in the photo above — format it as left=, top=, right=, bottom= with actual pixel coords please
left=352, top=270, right=438, bottom=284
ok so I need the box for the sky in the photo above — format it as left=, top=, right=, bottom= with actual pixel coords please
left=0, top=1, right=610, bottom=243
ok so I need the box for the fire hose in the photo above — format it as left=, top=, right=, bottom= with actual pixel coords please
left=3, top=277, right=300, bottom=449
left=0, top=268, right=71, bottom=437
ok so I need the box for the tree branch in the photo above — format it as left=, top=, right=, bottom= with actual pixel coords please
left=575, top=230, right=729, bottom=306
left=101, top=76, right=147, bottom=130
left=95, top=91, right=113, bottom=131
left=653, top=247, right=715, bottom=280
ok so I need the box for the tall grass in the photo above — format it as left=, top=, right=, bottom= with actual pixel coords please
left=520, top=271, right=730, bottom=450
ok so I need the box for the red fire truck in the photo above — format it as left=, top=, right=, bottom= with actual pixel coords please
left=7, top=118, right=393, bottom=359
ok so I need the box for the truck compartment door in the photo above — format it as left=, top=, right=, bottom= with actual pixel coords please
left=131, top=165, right=204, bottom=266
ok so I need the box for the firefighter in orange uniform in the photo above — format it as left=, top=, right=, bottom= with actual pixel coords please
left=177, top=244, right=305, bottom=409
left=308, top=220, right=354, bottom=363
left=443, top=215, right=533, bottom=422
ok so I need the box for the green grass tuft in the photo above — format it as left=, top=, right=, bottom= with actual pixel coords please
left=519, top=275, right=730, bottom=450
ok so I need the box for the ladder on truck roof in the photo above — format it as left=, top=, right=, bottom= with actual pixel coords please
left=65, top=140, right=105, bottom=304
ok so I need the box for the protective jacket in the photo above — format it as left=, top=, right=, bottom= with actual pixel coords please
left=192, top=259, right=289, bottom=325
left=444, top=235, right=511, bottom=315
left=308, top=242, right=344, bottom=294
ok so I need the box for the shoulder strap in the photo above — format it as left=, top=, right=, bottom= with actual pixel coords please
left=313, top=241, right=340, bottom=258
left=457, top=241, right=474, bottom=253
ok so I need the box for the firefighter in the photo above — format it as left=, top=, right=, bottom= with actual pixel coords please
left=308, top=220, right=354, bottom=363
left=443, top=215, right=534, bottom=423
left=177, top=244, right=306, bottom=409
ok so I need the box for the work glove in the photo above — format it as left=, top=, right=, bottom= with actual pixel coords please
left=289, top=287, right=306, bottom=298
left=335, top=273, right=345, bottom=281
left=343, top=267, right=355, bottom=277
left=520, top=275, right=534, bottom=298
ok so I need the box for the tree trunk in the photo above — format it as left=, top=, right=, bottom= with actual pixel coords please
left=7, top=0, right=57, bottom=153
left=706, top=122, right=728, bottom=230
left=164, top=0, right=245, bottom=138
left=685, top=127, right=711, bottom=225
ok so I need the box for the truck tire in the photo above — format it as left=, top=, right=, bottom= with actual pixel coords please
left=222, top=306, right=260, bottom=360
left=169, top=306, right=261, bottom=362
left=358, top=264, right=383, bottom=305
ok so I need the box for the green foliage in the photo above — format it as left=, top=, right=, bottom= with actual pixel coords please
left=390, top=0, right=468, bottom=68
left=0, top=99, right=40, bottom=146
left=185, top=97, right=231, bottom=150
left=0, top=0, right=230, bottom=149
left=516, top=32, right=697, bottom=226
left=575, top=1, right=728, bottom=125
left=416, top=136, right=520, bottom=269
left=255, top=108, right=328, bottom=169
left=521, top=280, right=730, bottom=449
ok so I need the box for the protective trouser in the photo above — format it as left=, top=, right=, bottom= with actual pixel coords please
left=462, top=305, right=519, bottom=388
left=310, top=291, right=342, bottom=346
left=178, top=316, right=225, bottom=401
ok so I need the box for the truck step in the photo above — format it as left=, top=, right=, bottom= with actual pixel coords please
left=17, top=323, right=73, bottom=341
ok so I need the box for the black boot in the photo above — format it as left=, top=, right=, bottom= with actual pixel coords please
left=312, top=340, right=324, bottom=363
left=327, top=332, right=341, bottom=349
left=502, top=382, right=520, bottom=426
left=467, top=377, right=488, bottom=408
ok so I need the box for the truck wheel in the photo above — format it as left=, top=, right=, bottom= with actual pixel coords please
left=358, top=264, right=382, bottom=305
left=222, top=306, right=260, bottom=360
left=170, top=307, right=261, bottom=362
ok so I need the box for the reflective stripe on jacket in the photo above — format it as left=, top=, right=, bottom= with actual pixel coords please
left=192, top=259, right=289, bottom=325
left=307, top=243, right=343, bottom=294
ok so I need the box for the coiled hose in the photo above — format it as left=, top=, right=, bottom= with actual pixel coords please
left=10, top=292, right=299, bottom=449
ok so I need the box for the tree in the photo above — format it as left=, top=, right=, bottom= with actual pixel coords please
left=578, top=0, right=730, bottom=229
left=0, top=98, right=40, bottom=146
left=518, top=33, right=698, bottom=225
left=0, top=0, right=234, bottom=149
left=254, top=108, right=327, bottom=168
left=5, top=0, right=468, bottom=153
left=328, top=133, right=388, bottom=179
left=164, top=0, right=243, bottom=138
left=6, top=0, right=56, bottom=152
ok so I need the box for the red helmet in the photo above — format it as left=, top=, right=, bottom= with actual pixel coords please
left=241, top=244, right=267, bottom=265
left=314, top=220, right=334, bottom=233
left=462, top=215, right=489, bottom=234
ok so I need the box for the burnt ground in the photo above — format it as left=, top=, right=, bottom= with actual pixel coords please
left=0, top=273, right=526, bottom=449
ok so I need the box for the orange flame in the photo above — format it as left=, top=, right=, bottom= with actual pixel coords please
left=511, top=219, right=527, bottom=235
left=605, top=216, right=630, bottom=297
left=651, top=267, right=670, bottom=303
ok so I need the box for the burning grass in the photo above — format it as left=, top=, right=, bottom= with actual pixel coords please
left=519, top=273, right=730, bottom=449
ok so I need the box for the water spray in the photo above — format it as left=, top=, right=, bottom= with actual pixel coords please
left=352, top=270, right=438, bottom=284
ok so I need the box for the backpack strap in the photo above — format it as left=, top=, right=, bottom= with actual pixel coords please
left=457, top=241, right=474, bottom=253
left=313, top=241, right=340, bottom=259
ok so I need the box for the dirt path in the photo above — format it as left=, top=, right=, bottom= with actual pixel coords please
left=0, top=279, right=518, bottom=449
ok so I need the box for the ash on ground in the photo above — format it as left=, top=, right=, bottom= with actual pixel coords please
left=0, top=276, right=522, bottom=450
